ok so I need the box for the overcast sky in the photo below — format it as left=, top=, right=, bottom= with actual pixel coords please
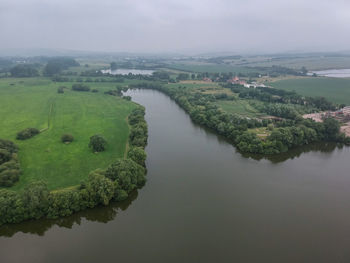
left=1, top=0, right=350, bottom=54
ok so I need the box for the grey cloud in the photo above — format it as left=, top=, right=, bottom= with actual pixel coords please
left=0, top=0, right=350, bottom=54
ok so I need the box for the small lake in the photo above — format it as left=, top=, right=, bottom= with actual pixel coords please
left=101, top=69, right=154, bottom=75
left=2, top=89, right=350, bottom=262
left=309, top=69, right=350, bottom=78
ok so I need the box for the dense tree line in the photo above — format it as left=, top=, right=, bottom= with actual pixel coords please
left=0, top=139, right=21, bottom=187
left=44, top=57, right=80, bottom=76
left=130, top=83, right=348, bottom=155
left=128, top=108, right=148, bottom=148
left=10, top=64, right=39, bottom=77
left=0, top=106, right=148, bottom=225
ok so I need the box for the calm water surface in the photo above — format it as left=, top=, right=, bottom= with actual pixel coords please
left=2, top=89, right=350, bottom=263
left=310, top=69, right=350, bottom=78
left=101, top=69, right=154, bottom=75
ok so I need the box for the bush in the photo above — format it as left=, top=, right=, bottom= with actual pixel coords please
left=16, top=128, right=40, bottom=140
left=57, top=86, right=65, bottom=93
left=89, top=134, right=107, bottom=152
left=72, top=84, right=90, bottom=92
left=91, top=89, right=99, bottom=93
left=0, top=139, right=21, bottom=187
left=61, top=134, right=74, bottom=143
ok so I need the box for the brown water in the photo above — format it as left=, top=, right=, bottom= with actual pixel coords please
left=1, top=89, right=350, bottom=263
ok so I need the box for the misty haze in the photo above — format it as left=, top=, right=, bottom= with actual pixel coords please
left=1, top=1, right=350, bottom=263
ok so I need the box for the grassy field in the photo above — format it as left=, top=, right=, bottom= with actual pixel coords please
left=216, top=100, right=266, bottom=118
left=269, top=77, right=350, bottom=105
left=165, top=63, right=257, bottom=73
left=0, top=78, right=136, bottom=191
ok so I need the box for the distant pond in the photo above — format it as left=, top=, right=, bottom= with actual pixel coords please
left=309, top=69, right=350, bottom=78
left=101, top=69, right=154, bottom=75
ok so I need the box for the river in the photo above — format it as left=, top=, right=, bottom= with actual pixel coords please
left=1, top=89, right=350, bottom=262
left=309, top=69, right=350, bottom=78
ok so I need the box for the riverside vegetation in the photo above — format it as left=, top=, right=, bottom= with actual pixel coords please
left=1, top=55, right=349, bottom=225
left=0, top=107, right=148, bottom=225
left=130, top=82, right=348, bottom=154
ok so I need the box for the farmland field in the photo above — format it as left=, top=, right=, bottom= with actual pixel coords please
left=216, top=100, right=266, bottom=118
left=269, top=77, right=350, bottom=105
left=0, top=78, right=136, bottom=191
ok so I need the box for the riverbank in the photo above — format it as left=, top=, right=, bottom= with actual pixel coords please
left=0, top=107, right=148, bottom=226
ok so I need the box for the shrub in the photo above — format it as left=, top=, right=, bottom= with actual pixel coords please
left=91, top=89, right=99, bottom=93
left=72, top=84, right=90, bottom=92
left=0, top=139, right=21, bottom=187
left=61, top=134, right=74, bottom=143
left=16, top=128, right=40, bottom=140
left=57, top=86, right=65, bottom=93
left=89, top=134, right=107, bottom=152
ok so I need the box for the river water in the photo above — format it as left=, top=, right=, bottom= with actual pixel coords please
left=309, top=69, right=350, bottom=78
left=2, top=89, right=350, bottom=262
left=101, top=69, right=154, bottom=75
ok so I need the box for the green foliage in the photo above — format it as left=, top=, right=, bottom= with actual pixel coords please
left=129, top=108, right=148, bottom=148
left=10, top=64, right=39, bottom=77
left=323, top=118, right=340, bottom=140
left=44, top=58, right=79, bottom=76
left=57, top=86, right=65, bottom=93
left=72, top=83, right=90, bottom=91
left=89, top=134, right=107, bottom=152
left=105, top=159, right=146, bottom=193
left=16, top=127, right=40, bottom=140
left=131, top=82, right=344, bottom=155
left=61, top=134, right=74, bottom=143
left=0, top=78, right=136, bottom=191
left=0, top=139, right=20, bottom=187
left=127, top=147, right=147, bottom=166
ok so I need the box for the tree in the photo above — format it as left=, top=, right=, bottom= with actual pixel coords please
left=127, top=147, right=147, bottom=166
left=89, top=135, right=107, bottom=152
left=323, top=118, right=340, bottom=140
left=10, top=64, right=39, bottom=77
left=105, top=159, right=146, bottom=192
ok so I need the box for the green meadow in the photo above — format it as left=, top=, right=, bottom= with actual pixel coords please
left=270, top=77, right=350, bottom=105
left=0, top=78, right=136, bottom=191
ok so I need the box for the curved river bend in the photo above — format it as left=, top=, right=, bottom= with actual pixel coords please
left=2, top=89, right=350, bottom=263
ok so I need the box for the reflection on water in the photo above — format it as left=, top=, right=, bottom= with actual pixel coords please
left=2, top=89, right=350, bottom=263
left=241, top=142, right=342, bottom=163
left=0, top=191, right=138, bottom=238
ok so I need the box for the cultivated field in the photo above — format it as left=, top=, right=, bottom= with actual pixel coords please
left=0, top=78, right=136, bottom=190
left=269, top=77, right=350, bottom=105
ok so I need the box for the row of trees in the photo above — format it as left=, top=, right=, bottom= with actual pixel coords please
left=130, top=83, right=348, bottom=155
left=0, top=105, right=148, bottom=225
left=0, top=139, right=21, bottom=187
left=227, top=83, right=337, bottom=111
